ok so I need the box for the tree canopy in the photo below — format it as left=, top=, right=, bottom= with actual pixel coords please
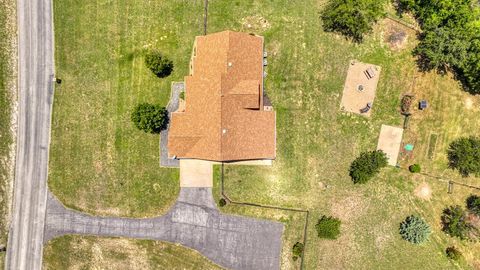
left=145, top=51, right=174, bottom=78
left=349, top=150, right=388, bottom=184
left=131, top=103, right=169, bottom=134
left=399, top=0, right=480, bottom=94
left=441, top=205, right=472, bottom=240
left=320, top=0, right=387, bottom=42
left=447, top=137, right=480, bottom=177
left=399, top=215, right=431, bottom=244
left=315, top=215, right=341, bottom=239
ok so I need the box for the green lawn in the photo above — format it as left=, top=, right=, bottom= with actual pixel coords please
left=49, top=0, right=205, bottom=217
left=48, top=0, right=480, bottom=269
left=43, top=236, right=222, bottom=270
left=0, top=0, right=16, bottom=265
left=207, top=0, right=480, bottom=269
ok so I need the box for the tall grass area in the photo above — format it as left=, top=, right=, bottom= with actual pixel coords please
left=208, top=0, right=480, bottom=269
left=43, top=236, right=222, bottom=270
left=49, top=0, right=204, bottom=217
left=0, top=0, right=16, bottom=265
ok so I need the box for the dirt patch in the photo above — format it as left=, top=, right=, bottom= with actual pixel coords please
left=381, top=18, right=416, bottom=51
left=340, top=60, right=381, bottom=117
left=465, top=97, right=474, bottom=110
left=331, top=194, right=366, bottom=222
left=414, top=182, right=432, bottom=200
left=240, top=16, right=271, bottom=32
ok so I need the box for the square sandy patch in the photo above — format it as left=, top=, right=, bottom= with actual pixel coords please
left=340, top=60, right=381, bottom=117
left=180, top=159, right=213, bottom=187
left=377, top=125, right=404, bottom=166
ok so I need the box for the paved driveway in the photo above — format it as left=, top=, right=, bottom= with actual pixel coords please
left=180, top=159, right=213, bottom=187
left=44, top=188, right=284, bottom=270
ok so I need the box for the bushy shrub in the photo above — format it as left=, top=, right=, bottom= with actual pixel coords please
left=218, top=198, right=227, bottom=207
left=320, top=0, right=387, bottom=42
left=441, top=205, right=471, bottom=240
left=349, top=150, right=388, bottom=184
left=292, top=242, right=304, bottom=261
left=131, top=103, right=168, bottom=134
left=409, top=164, right=421, bottom=173
left=466, top=195, right=480, bottom=216
left=447, top=137, right=480, bottom=177
left=401, top=95, right=414, bottom=114
left=399, top=215, right=431, bottom=244
left=315, top=215, right=341, bottom=239
left=145, top=51, right=173, bottom=78
left=446, top=246, right=462, bottom=261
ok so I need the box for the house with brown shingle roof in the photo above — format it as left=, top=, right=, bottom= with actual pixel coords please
left=168, top=31, right=276, bottom=162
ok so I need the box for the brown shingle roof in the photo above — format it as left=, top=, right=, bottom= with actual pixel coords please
left=168, top=31, right=276, bottom=161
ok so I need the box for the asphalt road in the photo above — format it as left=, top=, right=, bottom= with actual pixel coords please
left=5, top=0, right=54, bottom=269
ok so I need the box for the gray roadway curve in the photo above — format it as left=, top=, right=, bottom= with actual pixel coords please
left=5, top=0, right=54, bottom=269
left=44, top=188, right=284, bottom=270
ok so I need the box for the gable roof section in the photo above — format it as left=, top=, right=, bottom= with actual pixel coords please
left=168, top=31, right=276, bottom=161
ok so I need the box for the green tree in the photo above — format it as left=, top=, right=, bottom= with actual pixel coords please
left=399, top=215, right=431, bottom=244
left=447, top=137, right=480, bottom=177
left=349, top=150, right=388, bottom=184
left=398, top=0, right=480, bottom=94
left=320, top=0, right=387, bottom=42
left=145, top=51, right=173, bottom=78
left=131, top=103, right=169, bottom=134
left=441, top=205, right=471, bottom=240
left=466, top=195, right=480, bottom=216
left=315, top=215, right=341, bottom=239
left=409, top=164, right=421, bottom=173
left=292, top=242, right=304, bottom=261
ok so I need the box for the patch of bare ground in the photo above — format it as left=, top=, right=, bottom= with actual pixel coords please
left=414, top=182, right=432, bottom=200
left=240, top=15, right=271, bottom=32
left=380, top=18, right=416, bottom=51
left=331, top=193, right=366, bottom=222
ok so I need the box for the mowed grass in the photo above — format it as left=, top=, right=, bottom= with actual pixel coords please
left=0, top=0, right=16, bottom=266
left=207, top=0, right=480, bottom=269
left=48, top=0, right=480, bottom=269
left=49, top=0, right=205, bottom=217
left=43, top=236, right=222, bottom=270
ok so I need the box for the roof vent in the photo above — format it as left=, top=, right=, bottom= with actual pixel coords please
left=222, top=129, right=227, bottom=135
left=228, top=62, right=233, bottom=67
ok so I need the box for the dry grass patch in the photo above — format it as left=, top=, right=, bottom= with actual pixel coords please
left=43, top=236, right=223, bottom=270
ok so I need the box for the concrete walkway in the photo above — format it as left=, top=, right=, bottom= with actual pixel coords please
left=44, top=188, right=283, bottom=270
left=160, top=82, right=184, bottom=168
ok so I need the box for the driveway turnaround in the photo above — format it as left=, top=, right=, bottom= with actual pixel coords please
left=44, top=188, right=284, bottom=270
left=6, top=0, right=54, bottom=269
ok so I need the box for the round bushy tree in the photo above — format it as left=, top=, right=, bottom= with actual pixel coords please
left=445, top=246, right=462, bottom=261
left=145, top=51, right=173, bottom=78
left=218, top=198, right=227, bottom=207
left=320, top=0, right=387, bottom=42
left=447, top=137, right=480, bottom=177
left=409, top=164, right=421, bottom=173
left=292, top=242, right=304, bottom=261
left=131, top=103, right=168, bottom=134
left=466, top=195, right=480, bottom=216
left=315, top=215, right=341, bottom=239
left=441, top=205, right=471, bottom=240
left=349, top=150, right=388, bottom=184
left=399, top=215, right=431, bottom=244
